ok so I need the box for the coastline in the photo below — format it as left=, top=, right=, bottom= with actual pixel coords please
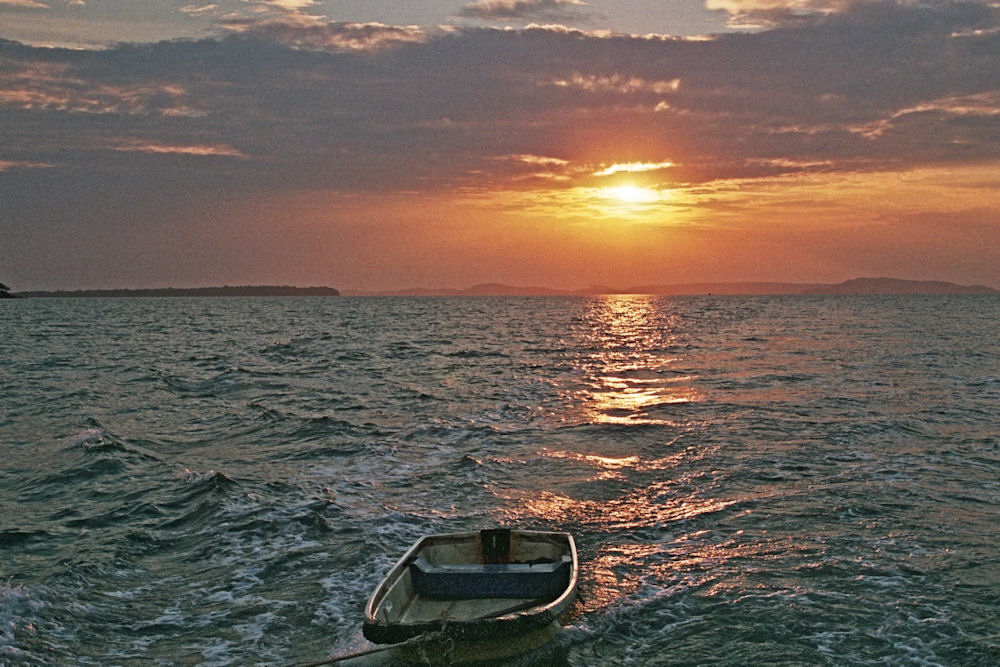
left=15, top=286, right=341, bottom=298
left=8, top=278, right=997, bottom=299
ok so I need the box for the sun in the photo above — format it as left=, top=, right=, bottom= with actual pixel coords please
left=598, top=184, right=666, bottom=205
left=604, top=185, right=659, bottom=204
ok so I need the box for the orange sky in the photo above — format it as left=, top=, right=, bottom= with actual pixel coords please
left=225, top=162, right=998, bottom=290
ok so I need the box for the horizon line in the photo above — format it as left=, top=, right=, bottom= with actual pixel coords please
left=10, top=277, right=999, bottom=297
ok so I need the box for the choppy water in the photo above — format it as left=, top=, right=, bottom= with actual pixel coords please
left=2, top=295, right=999, bottom=665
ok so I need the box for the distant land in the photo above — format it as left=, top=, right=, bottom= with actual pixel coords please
left=16, top=285, right=341, bottom=298
left=8, top=278, right=997, bottom=298
left=343, top=278, right=998, bottom=296
left=802, top=278, right=998, bottom=295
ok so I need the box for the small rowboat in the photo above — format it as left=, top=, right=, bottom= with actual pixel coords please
left=363, top=528, right=578, bottom=653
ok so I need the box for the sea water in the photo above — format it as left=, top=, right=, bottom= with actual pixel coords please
left=1, top=295, right=998, bottom=665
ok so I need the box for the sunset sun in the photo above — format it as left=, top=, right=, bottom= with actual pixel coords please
left=598, top=184, right=669, bottom=206
left=604, top=185, right=659, bottom=204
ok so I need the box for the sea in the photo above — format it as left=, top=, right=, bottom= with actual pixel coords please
left=2, top=295, right=999, bottom=666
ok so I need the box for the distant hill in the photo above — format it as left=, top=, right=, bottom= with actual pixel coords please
left=342, top=278, right=997, bottom=296
left=18, top=285, right=340, bottom=298
left=625, top=282, right=829, bottom=295
left=345, top=283, right=574, bottom=296
left=804, top=278, right=997, bottom=295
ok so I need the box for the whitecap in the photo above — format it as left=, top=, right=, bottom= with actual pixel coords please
left=63, top=428, right=106, bottom=448
left=0, top=583, right=43, bottom=654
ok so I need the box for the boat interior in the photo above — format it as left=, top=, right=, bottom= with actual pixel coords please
left=372, top=530, right=572, bottom=625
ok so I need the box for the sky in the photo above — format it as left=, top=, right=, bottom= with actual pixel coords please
left=1, top=0, right=998, bottom=291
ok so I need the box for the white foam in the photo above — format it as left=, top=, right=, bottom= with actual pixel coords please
left=0, top=583, right=43, bottom=657
left=63, top=428, right=106, bottom=448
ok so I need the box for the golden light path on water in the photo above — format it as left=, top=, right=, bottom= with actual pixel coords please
left=577, top=295, right=702, bottom=425
left=494, top=485, right=748, bottom=612
left=492, top=295, right=752, bottom=613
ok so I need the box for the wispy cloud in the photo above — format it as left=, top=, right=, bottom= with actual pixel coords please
left=0, top=158, right=52, bottom=171
left=259, top=0, right=316, bottom=12
left=550, top=72, right=681, bottom=95
left=179, top=4, right=219, bottom=17
left=0, top=0, right=49, bottom=8
left=707, top=0, right=996, bottom=31
left=221, top=16, right=428, bottom=51
left=895, top=91, right=1000, bottom=118
left=505, top=154, right=570, bottom=167
left=108, top=139, right=246, bottom=157
left=0, top=60, right=199, bottom=116
left=459, top=0, right=590, bottom=23
left=489, top=153, right=576, bottom=182
left=704, top=0, right=847, bottom=15
left=593, top=162, right=675, bottom=177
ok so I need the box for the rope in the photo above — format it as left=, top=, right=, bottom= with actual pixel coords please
left=299, top=630, right=445, bottom=667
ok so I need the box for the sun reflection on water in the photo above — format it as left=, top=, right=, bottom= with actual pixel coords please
left=586, top=542, right=665, bottom=610
left=494, top=438, right=740, bottom=586
left=490, top=296, right=742, bottom=613
left=496, top=483, right=740, bottom=537
left=537, top=448, right=640, bottom=480
left=494, top=480, right=746, bottom=612
left=574, top=295, right=701, bottom=425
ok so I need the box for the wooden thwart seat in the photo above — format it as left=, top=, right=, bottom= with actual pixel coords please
left=408, top=555, right=572, bottom=601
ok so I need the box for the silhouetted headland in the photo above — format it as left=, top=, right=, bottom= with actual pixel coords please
left=18, top=286, right=341, bottom=298
left=802, top=278, right=997, bottom=295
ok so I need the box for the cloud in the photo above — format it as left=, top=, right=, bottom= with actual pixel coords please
left=0, top=0, right=49, bottom=7
left=490, top=153, right=575, bottom=182
left=593, top=162, right=675, bottom=177
left=707, top=0, right=998, bottom=31
left=179, top=4, right=219, bottom=17
left=704, top=0, right=847, bottom=16
left=0, top=59, right=200, bottom=116
left=550, top=72, right=681, bottom=95
left=108, top=139, right=246, bottom=157
left=220, top=16, right=428, bottom=51
left=458, top=0, right=590, bottom=23
left=504, top=154, right=570, bottom=167
left=0, top=158, right=52, bottom=171
left=259, top=0, right=316, bottom=11
left=895, top=91, right=1000, bottom=119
